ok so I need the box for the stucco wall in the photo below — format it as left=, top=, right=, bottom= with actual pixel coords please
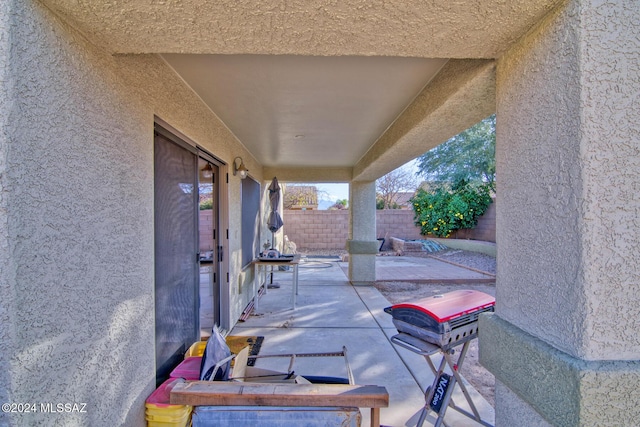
left=496, top=0, right=585, bottom=358
left=0, top=1, right=259, bottom=425
left=494, top=381, right=552, bottom=427
left=488, top=0, right=640, bottom=425
left=577, top=0, right=640, bottom=361
left=496, top=0, right=639, bottom=361
left=0, top=0, right=13, bottom=418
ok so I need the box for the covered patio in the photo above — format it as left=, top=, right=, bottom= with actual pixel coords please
left=1, top=1, right=638, bottom=426
left=230, top=256, right=495, bottom=427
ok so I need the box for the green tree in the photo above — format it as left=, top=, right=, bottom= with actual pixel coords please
left=417, top=114, right=495, bottom=187
left=376, top=166, right=417, bottom=209
left=199, top=199, right=213, bottom=210
left=329, top=199, right=348, bottom=210
left=411, top=180, right=493, bottom=238
left=283, top=185, right=319, bottom=209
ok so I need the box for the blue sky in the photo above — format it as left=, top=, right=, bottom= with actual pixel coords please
left=305, top=159, right=421, bottom=209
left=316, top=183, right=349, bottom=202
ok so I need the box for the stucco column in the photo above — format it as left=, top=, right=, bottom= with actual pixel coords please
left=347, top=181, right=378, bottom=284
left=480, top=1, right=640, bottom=426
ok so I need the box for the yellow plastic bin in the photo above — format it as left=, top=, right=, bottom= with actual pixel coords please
left=146, top=411, right=191, bottom=427
left=185, top=340, right=207, bottom=358
left=145, top=378, right=192, bottom=427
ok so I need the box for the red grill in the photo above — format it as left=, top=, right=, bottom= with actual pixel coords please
left=384, top=290, right=495, bottom=350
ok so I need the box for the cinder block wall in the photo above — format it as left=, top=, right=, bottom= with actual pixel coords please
left=199, top=210, right=214, bottom=251
left=375, top=210, right=424, bottom=249
left=451, top=201, right=496, bottom=242
left=282, top=205, right=496, bottom=250
left=283, top=210, right=350, bottom=249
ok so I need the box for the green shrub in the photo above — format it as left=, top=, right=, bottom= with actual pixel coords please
left=199, top=199, right=213, bottom=210
left=411, top=180, right=492, bottom=238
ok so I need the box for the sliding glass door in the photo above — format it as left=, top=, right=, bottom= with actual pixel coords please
left=154, top=125, right=199, bottom=385
left=198, top=156, right=221, bottom=331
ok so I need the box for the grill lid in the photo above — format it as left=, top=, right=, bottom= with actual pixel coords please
left=388, top=290, right=495, bottom=323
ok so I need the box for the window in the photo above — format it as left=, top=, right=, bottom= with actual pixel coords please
left=241, top=177, right=261, bottom=267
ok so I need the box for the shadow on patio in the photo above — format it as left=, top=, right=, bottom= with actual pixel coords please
left=229, top=256, right=495, bottom=427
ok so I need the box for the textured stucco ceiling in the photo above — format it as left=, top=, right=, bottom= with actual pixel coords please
left=40, top=0, right=562, bottom=180
left=41, top=0, right=563, bottom=58
left=161, top=54, right=447, bottom=169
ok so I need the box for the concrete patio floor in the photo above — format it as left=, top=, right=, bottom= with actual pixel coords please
left=230, top=256, right=495, bottom=427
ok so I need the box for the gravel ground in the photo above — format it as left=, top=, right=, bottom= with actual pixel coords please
left=299, top=246, right=497, bottom=407
left=403, top=248, right=496, bottom=275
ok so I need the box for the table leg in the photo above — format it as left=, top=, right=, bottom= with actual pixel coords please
left=253, top=263, right=259, bottom=311
left=264, top=265, right=269, bottom=294
left=370, top=408, right=380, bottom=427
left=292, top=264, right=297, bottom=309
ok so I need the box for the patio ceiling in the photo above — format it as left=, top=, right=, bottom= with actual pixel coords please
left=41, top=0, right=563, bottom=181
left=160, top=54, right=447, bottom=169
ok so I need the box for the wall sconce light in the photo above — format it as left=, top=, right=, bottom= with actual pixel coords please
left=201, top=163, right=213, bottom=179
left=233, top=156, right=249, bottom=179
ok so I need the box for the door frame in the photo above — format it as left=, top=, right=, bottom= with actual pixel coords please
left=153, top=123, right=199, bottom=385
left=154, top=117, right=231, bottom=332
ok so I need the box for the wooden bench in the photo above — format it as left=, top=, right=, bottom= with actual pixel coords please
left=171, top=381, right=389, bottom=427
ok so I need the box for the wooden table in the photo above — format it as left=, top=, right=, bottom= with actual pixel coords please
left=252, top=255, right=301, bottom=311
left=171, top=381, right=389, bottom=427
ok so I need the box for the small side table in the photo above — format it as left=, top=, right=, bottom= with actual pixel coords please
left=252, top=255, right=301, bottom=311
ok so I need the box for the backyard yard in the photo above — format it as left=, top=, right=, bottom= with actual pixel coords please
left=373, top=249, right=496, bottom=407
left=297, top=246, right=498, bottom=407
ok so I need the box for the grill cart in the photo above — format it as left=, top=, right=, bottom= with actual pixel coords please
left=385, top=290, right=495, bottom=427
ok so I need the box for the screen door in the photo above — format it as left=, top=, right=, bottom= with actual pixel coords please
left=154, top=124, right=199, bottom=385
